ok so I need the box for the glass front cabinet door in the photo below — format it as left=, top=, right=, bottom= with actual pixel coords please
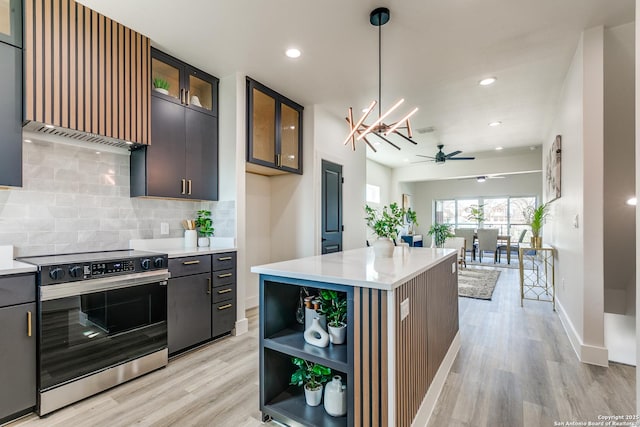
left=247, top=77, right=303, bottom=175
left=0, top=0, right=22, bottom=48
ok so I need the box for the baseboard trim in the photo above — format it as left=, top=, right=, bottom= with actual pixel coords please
left=556, top=298, right=609, bottom=367
left=245, top=295, right=259, bottom=309
left=411, top=331, right=461, bottom=427
left=234, top=317, right=249, bottom=336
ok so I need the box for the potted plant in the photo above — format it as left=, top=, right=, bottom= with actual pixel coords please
left=290, top=357, right=332, bottom=406
left=406, top=208, right=419, bottom=235
left=465, top=204, right=485, bottom=227
left=428, top=223, right=454, bottom=248
left=319, top=289, right=347, bottom=345
left=152, top=77, right=170, bottom=95
left=524, top=202, right=549, bottom=248
left=364, top=202, right=406, bottom=257
left=195, top=210, right=214, bottom=247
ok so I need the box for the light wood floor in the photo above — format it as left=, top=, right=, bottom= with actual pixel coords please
left=8, top=267, right=635, bottom=427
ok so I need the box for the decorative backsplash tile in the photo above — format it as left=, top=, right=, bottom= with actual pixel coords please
left=0, top=140, right=235, bottom=257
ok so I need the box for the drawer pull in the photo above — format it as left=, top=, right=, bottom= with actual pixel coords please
left=183, top=260, right=200, bottom=265
left=218, top=304, right=232, bottom=310
left=207, top=278, right=212, bottom=295
left=27, top=311, right=32, bottom=337
left=217, top=288, right=232, bottom=294
left=217, top=256, right=232, bottom=261
left=217, top=273, right=232, bottom=278
left=181, top=179, right=186, bottom=195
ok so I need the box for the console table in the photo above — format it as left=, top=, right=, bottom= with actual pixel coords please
left=400, top=234, right=423, bottom=247
left=518, top=243, right=555, bottom=310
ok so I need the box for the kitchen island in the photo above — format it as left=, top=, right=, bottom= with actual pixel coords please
left=251, top=246, right=460, bottom=427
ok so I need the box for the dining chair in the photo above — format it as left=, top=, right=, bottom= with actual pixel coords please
left=476, top=228, right=499, bottom=263
left=454, top=228, right=476, bottom=261
left=497, top=229, right=527, bottom=263
left=443, top=236, right=466, bottom=268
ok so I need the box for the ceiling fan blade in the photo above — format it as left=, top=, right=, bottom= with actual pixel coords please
left=416, top=154, right=436, bottom=159
left=411, top=160, right=433, bottom=164
left=445, top=150, right=462, bottom=158
left=447, top=156, right=475, bottom=160
left=488, top=175, right=505, bottom=179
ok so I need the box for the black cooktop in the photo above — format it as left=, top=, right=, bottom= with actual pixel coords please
left=18, top=249, right=164, bottom=266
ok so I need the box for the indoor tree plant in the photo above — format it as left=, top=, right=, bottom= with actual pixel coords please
left=319, top=290, right=347, bottom=345
left=427, top=223, right=454, bottom=248
left=465, top=204, right=485, bottom=227
left=406, top=208, right=419, bottom=235
left=290, top=357, right=332, bottom=406
left=364, top=202, right=406, bottom=257
left=524, top=202, right=549, bottom=248
left=195, top=210, right=214, bottom=247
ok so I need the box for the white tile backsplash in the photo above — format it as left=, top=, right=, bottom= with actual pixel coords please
left=0, top=141, right=235, bottom=257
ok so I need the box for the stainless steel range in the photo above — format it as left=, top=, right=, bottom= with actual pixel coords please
left=18, top=250, right=171, bottom=415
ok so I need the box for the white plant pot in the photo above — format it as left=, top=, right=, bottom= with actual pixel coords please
left=304, top=383, right=323, bottom=406
left=372, top=237, right=394, bottom=258
left=197, top=237, right=210, bottom=247
left=324, top=375, right=347, bottom=417
left=328, top=322, right=347, bottom=345
left=153, top=87, right=169, bottom=95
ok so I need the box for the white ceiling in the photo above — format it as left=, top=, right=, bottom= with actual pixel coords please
left=79, top=0, right=634, bottom=168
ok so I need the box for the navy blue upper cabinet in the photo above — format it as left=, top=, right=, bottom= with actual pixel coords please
left=0, top=0, right=22, bottom=48
left=246, top=77, right=303, bottom=175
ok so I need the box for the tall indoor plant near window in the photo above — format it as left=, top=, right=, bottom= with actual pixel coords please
left=364, top=203, right=405, bottom=257
left=524, top=202, right=549, bottom=248
left=427, top=223, right=454, bottom=248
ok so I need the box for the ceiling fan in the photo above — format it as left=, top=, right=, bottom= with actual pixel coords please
left=415, top=144, right=475, bottom=164
left=460, top=175, right=505, bottom=182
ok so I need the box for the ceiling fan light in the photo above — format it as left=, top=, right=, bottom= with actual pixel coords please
left=489, top=121, right=502, bottom=127
left=477, top=176, right=486, bottom=182
left=479, top=77, right=497, bottom=86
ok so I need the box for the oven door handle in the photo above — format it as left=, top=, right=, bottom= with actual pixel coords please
left=41, top=270, right=172, bottom=301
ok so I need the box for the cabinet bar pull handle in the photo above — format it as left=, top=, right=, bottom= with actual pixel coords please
left=180, top=88, right=185, bottom=104
left=188, top=179, right=192, bottom=195
left=207, top=278, right=212, bottom=295
left=217, top=288, right=232, bottom=294
left=217, top=273, right=232, bottom=278
left=186, top=90, right=190, bottom=105
left=27, top=311, right=32, bottom=337
left=183, top=260, right=200, bottom=265
left=276, top=153, right=281, bottom=167
left=218, top=256, right=232, bottom=261
left=181, top=179, right=186, bottom=194
left=218, top=304, right=232, bottom=310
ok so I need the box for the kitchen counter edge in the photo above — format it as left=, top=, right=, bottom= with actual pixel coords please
left=0, top=261, right=38, bottom=276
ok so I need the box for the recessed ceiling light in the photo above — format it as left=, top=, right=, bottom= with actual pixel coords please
left=488, top=121, right=502, bottom=127
left=23, top=139, right=32, bottom=143
left=479, top=77, right=497, bottom=86
left=495, top=146, right=503, bottom=150
left=95, top=151, right=101, bottom=155
left=403, top=158, right=409, bottom=162
left=529, top=146, right=536, bottom=151
left=627, top=197, right=637, bottom=206
left=45, top=124, right=55, bottom=129
left=285, top=48, right=301, bottom=58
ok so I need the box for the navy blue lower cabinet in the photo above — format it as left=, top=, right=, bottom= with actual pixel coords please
left=401, top=234, right=423, bottom=247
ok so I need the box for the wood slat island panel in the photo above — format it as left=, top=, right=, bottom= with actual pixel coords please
left=24, top=0, right=151, bottom=145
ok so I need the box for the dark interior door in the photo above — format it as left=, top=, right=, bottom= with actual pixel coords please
left=321, top=160, right=342, bottom=254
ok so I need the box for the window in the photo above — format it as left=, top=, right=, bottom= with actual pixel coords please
left=434, top=196, right=536, bottom=239
left=366, top=184, right=380, bottom=204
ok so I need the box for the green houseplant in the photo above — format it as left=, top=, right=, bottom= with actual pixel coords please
left=290, top=357, right=332, bottom=406
left=319, top=290, right=347, bottom=345
left=364, top=203, right=406, bottom=257
left=465, top=204, right=485, bottom=225
left=152, top=77, right=170, bottom=94
left=524, top=202, right=550, bottom=248
left=406, top=208, right=419, bottom=235
left=427, top=223, right=454, bottom=248
left=195, top=210, right=214, bottom=247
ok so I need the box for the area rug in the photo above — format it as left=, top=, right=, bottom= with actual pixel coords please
left=458, top=268, right=501, bottom=300
left=466, top=260, right=519, bottom=269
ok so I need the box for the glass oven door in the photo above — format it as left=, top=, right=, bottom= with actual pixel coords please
left=39, top=271, right=169, bottom=391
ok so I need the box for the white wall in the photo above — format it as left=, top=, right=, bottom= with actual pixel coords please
left=366, top=159, right=392, bottom=208
left=603, top=23, right=636, bottom=315
left=635, top=0, right=640, bottom=408
left=544, top=27, right=608, bottom=366
left=411, top=172, right=542, bottom=245
left=245, top=173, right=271, bottom=308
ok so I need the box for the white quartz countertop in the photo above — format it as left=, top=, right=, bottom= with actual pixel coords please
left=0, top=260, right=38, bottom=276
left=130, top=237, right=236, bottom=259
left=251, top=247, right=456, bottom=291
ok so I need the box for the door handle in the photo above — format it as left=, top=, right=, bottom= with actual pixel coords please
left=185, top=90, right=190, bottom=105
left=207, top=278, right=212, bottom=295
left=181, top=179, right=186, bottom=195
left=188, top=180, right=192, bottom=195
left=27, top=311, right=32, bottom=337
left=183, top=260, right=200, bottom=265
left=322, top=238, right=327, bottom=242
left=180, top=88, right=185, bottom=104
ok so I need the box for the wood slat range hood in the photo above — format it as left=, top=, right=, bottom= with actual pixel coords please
left=23, top=0, right=151, bottom=148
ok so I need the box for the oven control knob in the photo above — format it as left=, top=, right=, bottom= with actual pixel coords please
left=140, top=259, right=151, bottom=270
left=69, top=266, right=83, bottom=278
left=154, top=258, right=165, bottom=269
left=49, top=267, right=65, bottom=281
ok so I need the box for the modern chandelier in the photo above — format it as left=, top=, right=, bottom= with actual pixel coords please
left=344, top=7, right=418, bottom=152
